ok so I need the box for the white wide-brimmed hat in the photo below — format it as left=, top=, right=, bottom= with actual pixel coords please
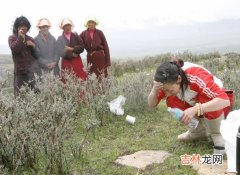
left=84, top=17, right=99, bottom=27
left=59, top=17, right=74, bottom=29
left=37, top=18, right=51, bottom=28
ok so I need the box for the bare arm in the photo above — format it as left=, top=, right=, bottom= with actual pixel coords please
left=201, top=98, right=230, bottom=112
left=148, top=81, right=163, bottom=108
left=181, top=98, right=230, bottom=125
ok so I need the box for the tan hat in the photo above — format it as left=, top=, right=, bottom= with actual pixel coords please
left=84, top=17, right=99, bottom=27
left=59, top=18, right=74, bottom=29
left=37, top=18, right=51, bottom=28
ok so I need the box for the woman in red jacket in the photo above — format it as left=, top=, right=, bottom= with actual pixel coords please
left=57, top=18, right=87, bottom=81
left=148, top=59, right=230, bottom=153
left=80, top=18, right=110, bottom=78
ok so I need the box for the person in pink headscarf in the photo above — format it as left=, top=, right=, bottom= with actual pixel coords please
left=57, top=18, right=87, bottom=81
left=80, top=18, right=110, bottom=78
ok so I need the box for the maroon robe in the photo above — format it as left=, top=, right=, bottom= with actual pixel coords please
left=80, top=29, right=110, bottom=77
left=8, top=34, right=40, bottom=96
left=57, top=32, right=87, bottom=81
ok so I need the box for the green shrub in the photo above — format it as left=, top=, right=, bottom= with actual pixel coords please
left=0, top=72, right=116, bottom=174
left=121, top=72, right=154, bottom=113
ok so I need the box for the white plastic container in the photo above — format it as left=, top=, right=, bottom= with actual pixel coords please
left=167, top=107, right=199, bottom=129
left=126, top=115, right=136, bottom=124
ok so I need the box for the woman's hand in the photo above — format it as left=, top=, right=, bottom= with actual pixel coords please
left=64, top=46, right=74, bottom=52
left=181, top=106, right=197, bottom=125
left=18, top=29, right=25, bottom=38
left=47, top=62, right=56, bottom=69
left=148, top=81, right=163, bottom=108
left=26, top=40, right=35, bottom=47
left=152, top=80, right=163, bottom=92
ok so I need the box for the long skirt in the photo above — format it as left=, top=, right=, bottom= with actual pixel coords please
left=61, top=56, right=87, bottom=81
left=87, top=50, right=108, bottom=78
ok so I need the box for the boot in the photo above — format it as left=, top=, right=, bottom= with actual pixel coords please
left=204, top=113, right=225, bottom=154
left=178, top=118, right=208, bottom=142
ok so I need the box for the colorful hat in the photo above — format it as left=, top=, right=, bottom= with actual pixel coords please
left=84, top=17, right=99, bottom=27
left=37, top=18, right=51, bottom=28
left=59, top=18, right=74, bottom=29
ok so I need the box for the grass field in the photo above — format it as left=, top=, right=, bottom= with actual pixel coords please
left=0, top=52, right=238, bottom=175
left=18, top=103, right=213, bottom=175
left=62, top=103, right=213, bottom=175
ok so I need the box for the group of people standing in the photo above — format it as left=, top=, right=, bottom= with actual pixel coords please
left=8, top=15, right=232, bottom=156
left=8, top=16, right=110, bottom=96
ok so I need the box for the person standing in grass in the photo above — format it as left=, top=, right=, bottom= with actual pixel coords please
left=8, top=16, right=40, bottom=97
left=148, top=58, right=230, bottom=153
left=57, top=18, right=87, bottom=81
left=34, top=18, right=60, bottom=76
left=80, top=18, right=110, bottom=78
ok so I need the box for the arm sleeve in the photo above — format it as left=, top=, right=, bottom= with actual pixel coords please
left=34, top=37, right=41, bottom=57
left=8, top=35, right=25, bottom=54
left=26, top=36, right=38, bottom=60
left=57, top=36, right=69, bottom=59
left=157, top=90, right=166, bottom=104
left=187, top=67, right=229, bottom=119
left=73, top=35, right=84, bottom=54
left=53, top=38, right=60, bottom=62
left=100, top=31, right=110, bottom=67
left=187, top=68, right=229, bottom=101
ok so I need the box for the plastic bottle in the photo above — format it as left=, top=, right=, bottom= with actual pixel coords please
left=237, top=126, right=240, bottom=175
left=167, top=107, right=199, bottom=129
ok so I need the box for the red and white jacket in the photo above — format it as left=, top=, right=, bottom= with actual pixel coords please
left=157, top=62, right=229, bottom=120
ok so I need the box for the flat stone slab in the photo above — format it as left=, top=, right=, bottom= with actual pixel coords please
left=192, top=160, right=236, bottom=175
left=115, top=150, right=171, bottom=169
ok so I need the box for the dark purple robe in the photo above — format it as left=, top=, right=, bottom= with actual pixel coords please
left=80, top=29, right=110, bottom=77
left=8, top=34, right=40, bottom=96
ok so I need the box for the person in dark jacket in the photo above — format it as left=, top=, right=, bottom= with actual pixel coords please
left=57, top=18, right=87, bottom=81
left=80, top=18, right=110, bottom=78
left=8, top=16, right=40, bottom=97
left=34, top=18, right=60, bottom=76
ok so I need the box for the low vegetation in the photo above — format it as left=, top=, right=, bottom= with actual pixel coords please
left=0, top=52, right=239, bottom=174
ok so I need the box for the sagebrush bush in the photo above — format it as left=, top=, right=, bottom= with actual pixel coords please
left=0, top=72, right=116, bottom=174
left=0, top=51, right=239, bottom=174
left=121, top=72, right=154, bottom=113
left=0, top=165, right=8, bottom=175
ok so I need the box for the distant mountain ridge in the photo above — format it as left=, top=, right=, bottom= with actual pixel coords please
left=108, top=18, right=240, bottom=58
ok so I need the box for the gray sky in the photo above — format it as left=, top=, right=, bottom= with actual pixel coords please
left=1, top=0, right=240, bottom=57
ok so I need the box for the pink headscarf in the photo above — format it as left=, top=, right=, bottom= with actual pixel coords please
left=64, top=31, right=71, bottom=41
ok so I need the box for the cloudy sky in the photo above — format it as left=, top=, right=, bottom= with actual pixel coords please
left=1, top=0, right=240, bottom=57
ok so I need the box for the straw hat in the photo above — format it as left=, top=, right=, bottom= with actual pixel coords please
left=37, top=18, right=51, bottom=28
left=59, top=18, right=74, bottom=29
left=84, top=17, right=99, bottom=27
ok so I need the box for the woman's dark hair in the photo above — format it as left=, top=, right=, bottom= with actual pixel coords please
left=13, top=16, right=31, bottom=34
left=154, top=58, right=189, bottom=96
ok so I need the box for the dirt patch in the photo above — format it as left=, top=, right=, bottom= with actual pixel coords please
left=115, top=150, right=171, bottom=169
